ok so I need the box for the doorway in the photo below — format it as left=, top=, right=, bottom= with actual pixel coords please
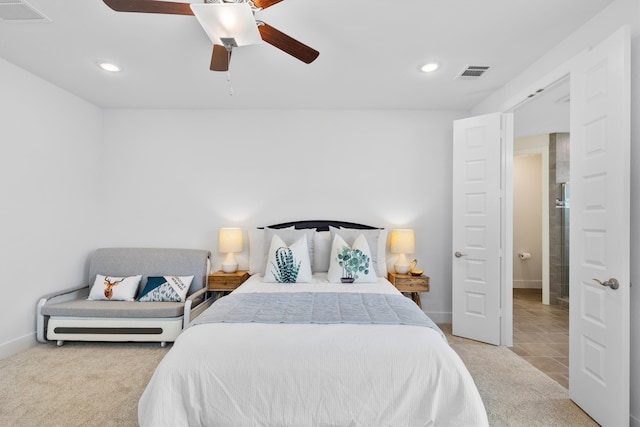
left=511, top=78, right=570, bottom=388
left=453, top=26, right=631, bottom=425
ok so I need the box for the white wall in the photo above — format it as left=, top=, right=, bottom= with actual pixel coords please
left=473, top=0, right=640, bottom=423
left=630, top=29, right=640, bottom=427
left=513, top=79, right=570, bottom=139
left=513, top=154, right=542, bottom=288
left=0, top=66, right=467, bottom=353
left=101, top=109, right=467, bottom=322
left=0, top=58, right=103, bottom=358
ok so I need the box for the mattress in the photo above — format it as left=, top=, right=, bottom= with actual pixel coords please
left=138, top=274, right=488, bottom=426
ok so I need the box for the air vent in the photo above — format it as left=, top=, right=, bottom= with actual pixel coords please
left=0, top=0, right=50, bottom=22
left=456, top=65, right=490, bottom=80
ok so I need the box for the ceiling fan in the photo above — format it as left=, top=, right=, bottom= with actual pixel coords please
left=102, top=0, right=319, bottom=72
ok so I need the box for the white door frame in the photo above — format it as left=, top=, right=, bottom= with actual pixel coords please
left=501, top=116, right=514, bottom=346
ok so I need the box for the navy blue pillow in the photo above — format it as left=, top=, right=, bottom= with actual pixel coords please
left=138, top=276, right=193, bottom=302
left=138, top=277, right=167, bottom=301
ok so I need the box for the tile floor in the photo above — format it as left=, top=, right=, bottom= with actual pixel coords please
left=510, top=288, right=570, bottom=388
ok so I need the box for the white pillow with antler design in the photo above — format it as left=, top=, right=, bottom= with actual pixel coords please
left=88, top=274, right=141, bottom=301
left=263, top=234, right=312, bottom=283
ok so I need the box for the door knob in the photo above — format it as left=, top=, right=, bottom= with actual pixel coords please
left=454, top=251, right=468, bottom=258
left=592, top=278, right=620, bottom=290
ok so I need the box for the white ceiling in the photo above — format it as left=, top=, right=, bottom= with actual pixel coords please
left=0, top=0, right=613, bottom=110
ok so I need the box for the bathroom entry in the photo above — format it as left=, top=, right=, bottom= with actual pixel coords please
left=510, top=77, right=572, bottom=389
left=512, top=133, right=570, bottom=307
left=511, top=75, right=570, bottom=307
left=513, top=151, right=544, bottom=295
left=511, top=134, right=571, bottom=389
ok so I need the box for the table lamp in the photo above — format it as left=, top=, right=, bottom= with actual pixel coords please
left=390, top=229, right=415, bottom=274
left=219, top=227, right=243, bottom=273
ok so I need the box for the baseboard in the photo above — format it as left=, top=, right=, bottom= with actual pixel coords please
left=424, top=311, right=452, bottom=324
left=513, top=280, right=542, bottom=289
left=0, top=332, right=37, bottom=360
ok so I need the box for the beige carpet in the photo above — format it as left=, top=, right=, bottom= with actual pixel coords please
left=0, top=326, right=598, bottom=427
left=442, top=324, right=598, bottom=427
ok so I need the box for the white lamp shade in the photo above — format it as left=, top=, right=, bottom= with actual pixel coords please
left=218, top=227, right=243, bottom=253
left=390, top=229, right=415, bottom=274
left=390, top=229, right=415, bottom=254
left=190, top=3, right=262, bottom=47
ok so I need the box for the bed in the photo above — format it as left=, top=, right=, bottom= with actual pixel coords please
left=138, top=221, right=488, bottom=426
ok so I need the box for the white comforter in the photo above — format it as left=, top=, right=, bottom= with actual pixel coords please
left=138, top=274, right=488, bottom=426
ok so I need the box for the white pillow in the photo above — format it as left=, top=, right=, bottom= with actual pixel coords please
left=263, top=228, right=315, bottom=274
left=248, top=226, right=295, bottom=275
left=248, top=227, right=265, bottom=274
left=88, top=274, right=141, bottom=301
left=263, top=234, right=313, bottom=283
left=313, top=231, right=332, bottom=272
left=329, top=226, right=387, bottom=277
left=378, top=228, right=388, bottom=277
left=327, top=234, right=377, bottom=283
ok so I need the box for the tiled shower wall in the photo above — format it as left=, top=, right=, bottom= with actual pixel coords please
left=549, top=133, right=570, bottom=308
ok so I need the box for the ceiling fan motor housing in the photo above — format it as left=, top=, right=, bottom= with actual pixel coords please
left=103, top=0, right=319, bottom=72
left=220, top=37, right=238, bottom=50
left=190, top=3, right=262, bottom=47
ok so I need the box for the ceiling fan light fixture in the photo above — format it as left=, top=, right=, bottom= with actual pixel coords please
left=190, top=3, right=262, bottom=47
left=98, top=62, right=120, bottom=72
left=420, top=62, right=439, bottom=73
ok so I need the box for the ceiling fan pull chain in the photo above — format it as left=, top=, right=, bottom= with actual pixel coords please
left=227, top=50, right=233, bottom=96
left=227, top=73, right=234, bottom=96
left=227, top=71, right=234, bottom=96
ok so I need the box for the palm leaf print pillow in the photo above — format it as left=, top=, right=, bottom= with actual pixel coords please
left=263, top=234, right=312, bottom=283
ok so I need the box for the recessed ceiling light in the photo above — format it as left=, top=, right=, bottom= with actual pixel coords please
left=420, top=62, right=439, bottom=73
left=98, top=62, right=120, bottom=72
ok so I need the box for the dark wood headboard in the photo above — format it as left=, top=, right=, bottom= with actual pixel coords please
left=264, top=220, right=379, bottom=232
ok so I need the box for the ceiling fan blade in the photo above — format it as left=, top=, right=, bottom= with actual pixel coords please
left=210, top=44, right=231, bottom=72
left=103, top=0, right=194, bottom=15
left=252, top=0, right=284, bottom=9
left=258, top=23, right=319, bottom=64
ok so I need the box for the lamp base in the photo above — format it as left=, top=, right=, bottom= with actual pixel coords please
left=394, top=252, right=412, bottom=274
left=394, top=264, right=411, bottom=274
left=222, top=263, right=238, bottom=273
left=222, top=251, right=238, bottom=273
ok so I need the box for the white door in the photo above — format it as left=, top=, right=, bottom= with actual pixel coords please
left=569, top=26, right=630, bottom=426
left=452, top=113, right=509, bottom=345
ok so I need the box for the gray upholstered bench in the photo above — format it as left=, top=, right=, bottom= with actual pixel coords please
left=37, top=247, right=212, bottom=347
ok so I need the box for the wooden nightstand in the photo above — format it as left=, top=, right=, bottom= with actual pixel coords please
left=208, top=270, right=250, bottom=300
left=387, top=272, right=430, bottom=308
